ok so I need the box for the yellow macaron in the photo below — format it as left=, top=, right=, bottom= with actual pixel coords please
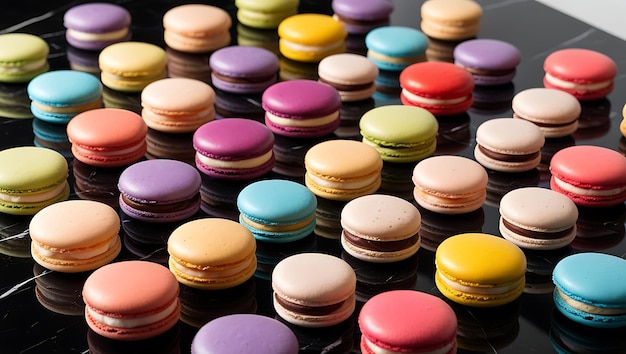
left=278, top=14, right=347, bottom=63
left=99, top=41, right=167, bottom=92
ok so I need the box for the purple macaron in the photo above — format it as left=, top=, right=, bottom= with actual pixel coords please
left=191, top=314, right=299, bottom=354
left=262, top=79, right=342, bottom=138
left=63, top=3, right=132, bottom=51
left=118, top=159, right=202, bottom=223
left=453, top=38, right=521, bottom=86
left=209, top=45, right=279, bottom=94
left=332, top=0, right=394, bottom=35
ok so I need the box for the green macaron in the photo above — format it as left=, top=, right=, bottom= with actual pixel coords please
left=360, top=105, right=439, bottom=163
left=0, top=33, right=50, bottom=83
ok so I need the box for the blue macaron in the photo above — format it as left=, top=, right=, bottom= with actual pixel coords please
left=552, top=252, right=626, bottom=328
left=365, top=26, right=428, bottom=71
left=237, top=179, right=317, bottom=243
left=27, top=70, right=103, bottom=124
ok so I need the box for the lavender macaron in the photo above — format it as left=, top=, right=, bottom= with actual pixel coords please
left=118, top=159, right=202, bottom=223
left=209, top=45, right=279, bottom=94
left=191, top=314, right=299, bottom=354
left=332, top=0, right=394, bottom=35
left=453, top=38, right=521, bottom=86
left=63, top=3, right=132, bottom=51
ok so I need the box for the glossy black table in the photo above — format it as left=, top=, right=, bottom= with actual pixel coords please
left=2, top=1, right=626, bottom=353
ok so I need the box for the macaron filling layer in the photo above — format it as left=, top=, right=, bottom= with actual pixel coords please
left=556, top=289, right=626, bottom=316
left=307, top=170, right=380, bottom=190
left=265, top=111, right=339, bottom=127
left=0, top=182, right=67, bottom=203
left=241, top=214, right=315, bottom=232
left=280, top=40, right=344, bottom=55
left=170, top=254, right=255, bottom=280
left=32, top=236, right=119, bottom=260
left=501, top=219, right=574, bottom=239
left=401, top=89, right=469, bottom=106
left=552, top=176, right=626, bottom=197
left=413, top=186, right=485, bottom=210
left=363, top=336, right=455, bottom=354
left=544, top=73, right=612, bottom=91
left=66, top=27, right=129, bottom=41
left=436, top=270, right=524, bottom=296
left=196, top=150, right=273, bottom=169
left=86, top=298, right=179, bottom=328
left=273, top=292, right=356, bottom=319
left=477, top=145, right=540, bottom=163
left=367, top=51, right=426, bottom=66
left=342, top=230, right=419, bottom=252
left=1, top=59, right=48, bottom=74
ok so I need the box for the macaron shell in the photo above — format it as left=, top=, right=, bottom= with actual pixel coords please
left=420, top=0, right=482, bottom=40
left=279, top=14, right=346, bottom=46
left=28, top=70, right=103, bottom=106
left=262, top=79, right=342, bottom=118
left=193, top=118, right=274, bottom=159
left=365, top=26, right=428, bottom=71
left=305, top=140, right=383, bottom=180
left=400, top=61, right=475, bottom=99
left=317, top=53, right=379, bottom=101
left=544, top=48, right=616, bottom=83
left=63, top=3, right=132, bottom=50
left=0, top=33, right=50, bottom=82
left=453, top=38, right=520, bottom=85
left=0, top=146, right=68, bottom=194
left=82, top=260, right=180, bottom=340
left=163, top=4, right=232, bottom=52
left=359, top=290, right=457, bottom=353
left=210, top=45, right=279, bottom=78
left=98, top=41, right=167, bottom=91
left=512, top=88, right=581, bottom=138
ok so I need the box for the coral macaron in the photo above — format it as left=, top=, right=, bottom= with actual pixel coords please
left=400, top=61, right=475, bottom=116
left=549, top=145, right=626, bottom=207
left=262, top=79, right=341, bottom=138
left=30, top=200, right=121, bottom=273
left=163, top=4, right=232, bottom=53
left=193, top=118, right=275, bottom=180
left=82, top=260, right=180, bottom=340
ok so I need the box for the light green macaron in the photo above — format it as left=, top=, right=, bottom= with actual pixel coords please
left=235, top=0, right=299, bottom=29
left=360, top=105, right=439, bottom=163
left=0, top=33, right=50, bottom=83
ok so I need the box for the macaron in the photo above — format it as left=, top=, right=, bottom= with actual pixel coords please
left=140, top=77, right=215, bottom=133
left=412, top=155, right=488, bottom=214
left=304, top=139, right=383, bottom=201
left=98, top=41, right=167, bottom=92
left=552, top=252, right=626, bottom=328
left=358, top=290, right=458, bottom=354
left=63, top=2, right=132, bottom=51
left=262, top=79, right=342, bottom=138
left=543, top=48, right=617, bottom=101
left=29, top=200, right=121, bottom=273
left=0, top=146, right=70, bottom=215
left=453, top=38, right=521, bottom=86
left=27, top=70, right=103, bottom=124
left=167, top=218, right=257, bottom=290
left=82, top=260, right=180, bottom=340
left=278, top=13, right=347, bottom=63
left=435, top=232, right=527, bottom=307
left=66, top=108, right=148, bottom=167
left=365, top=26, right=428, bottom=71
left=331, top=0, right=394, bottom=35
left=163, top=4, right=232, bottom=53
left=192, top=118, right=275, bottom=180
left=237, top=179, right=317, bottom=243
left=191, top=314, right=299, bottom=354
left=512, top=87, right=581, bottom=138
left=420, top=0, right=483, bottom=41
left=0, top=33, right=50, bottom=83
left=118, top=159, right=202, bottom=223
left=359, top=105, right=438, bottom=163
left=235, top=0, right=299, bottom=29
left=549, top=145, right=626, bottom=207
left=399, top=61, right=475, bottom=116
left=499, top=187, right=578, bottom=250
left=474, top=117, right=545, bottom=173
left=340, top=194, right=421, bottom=263
left=209, top=45, right=279, bottom=94
left=317, top=53, right=378, bottom=102
left=272, top=252, right=356, bottom=327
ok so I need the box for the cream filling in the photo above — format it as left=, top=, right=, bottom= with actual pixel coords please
left=438, top=271, right=521, bottom=295
left=142, top=106, right=214, bottom=121
left=0, top=182, right=67, bottom=203
left=367, top=50, right=426, bottom=65
left=557, top=289, right=626, bottom=315
left=0, top=58, right=47, bottom=73
left=266, top=111, right=338, bottom=128
left=281, top=39, right=344, bottom=54
left=33, top=236, right=117, bottom=260
left=74, top=142, right=145, bottom=157
left=87, top=300, right=177, bottom=329
left=307, top=171, right=379, bottom=190
left=32, top=98, right=102, bottom=113
left=241, top=214, right=314, bottom=232
left=171, top=256, right=254, bottom=279
left=67, top=27, right=129, bottom=41
left=553, top=176, right=626, bottom=197
left=196, top=150, right=272, bottom=169
left=363, top=337, right=454, bottom=354
left=545, top=73, right=612, bottom=91
left=401, top=88, right=468, bottom=105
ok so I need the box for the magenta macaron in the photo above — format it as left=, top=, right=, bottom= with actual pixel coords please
left=209, top=45, right=279, bottom=94
left=193, top=118, right=275, bottom=180
left=118, top=159, right=202, bottom=223
left=262, top=79, right=342, bottom=138
left=63, top=3, right=132, bottom=51
left=453, top=38, right=521, bottom=86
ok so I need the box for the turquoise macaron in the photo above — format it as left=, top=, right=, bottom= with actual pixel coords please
left=237, top=179, right=317, bottom=243
left=552, top=252, right=626, bottom=328
left=365, top=26, right=428, bottom=71
left=27, top=70, right=103, bottom=124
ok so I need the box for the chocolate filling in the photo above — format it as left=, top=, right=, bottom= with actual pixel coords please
left=343, top=230, right=419, bottom=252
left=502, top=219, right=574, bottom=239
left=212, top=71, right=276, bottom=84
left=478, top=145, right=540, bottom=162
left=464, top=66, right=515, bottom=77
left=333, top=14, right=389, bottom=27
left=274, top=293, right=344, bottom=316
left=122, top=193, right=201, bottom=213
left=318, top=77, right=373, bottom=92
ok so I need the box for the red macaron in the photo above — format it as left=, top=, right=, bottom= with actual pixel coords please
left=400, top=61, right=474, bottom=116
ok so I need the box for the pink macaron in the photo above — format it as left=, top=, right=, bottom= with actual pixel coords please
left=262, top=79, right=342, bottom=138
left=193, top=118, right=275, bottom=180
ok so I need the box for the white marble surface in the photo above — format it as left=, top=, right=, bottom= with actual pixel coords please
left=536, top=0, right=626, bottom=40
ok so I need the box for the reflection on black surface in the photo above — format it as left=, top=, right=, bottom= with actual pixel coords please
left=549, top=309, right=626, bottom=354
left=523, top=247, right=572, bottom=295
left=255, top=234, right=317, bottom=280
left=102, top=86, right=141, bottom=113
left=165, top=47, right=212, bottom=83
left=417, top=205, right=485, bottom=252
left=0, top=213, right=32, bottom=258
left=213, top=88, right=265, bottom=120
left=236, top=23, right=280, bottom=55
left=435, top=112, right=471, bottom=155
left=279, top=57, right=319, bottom=81
left=485, top=169, right=540, bottom=208
left=87, top=325, right=181, bottom=354
left=574, top=204, right=626, bottom=251
left=314, top=197, right=347, bottom=241
left=379, top=160, right=415, bottom=200
left=279, top=316, right=354, bottom=354
left=426, top=36, right=468, bottom=63
left=469, top=82, right=516, bottom=115
left=33, top=263, right=88, bottom=316
left=121, top=213, right=183, bottom=263
left=0, top=82, right=31, bottom=119
left=32, top=118, right=72, bottom=158
left=66, top=46, right=101, bottom=75
left=335, top=98, right=375, bottom=139
left=73, top=160, right=124, bottom=207
left=145, top=128, right=196, bottom=164
left=538, top=136, right=576, bottom=184
left=572, top=98, right=612, bottom=141
left=272, top=134, right=325, bottom=181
